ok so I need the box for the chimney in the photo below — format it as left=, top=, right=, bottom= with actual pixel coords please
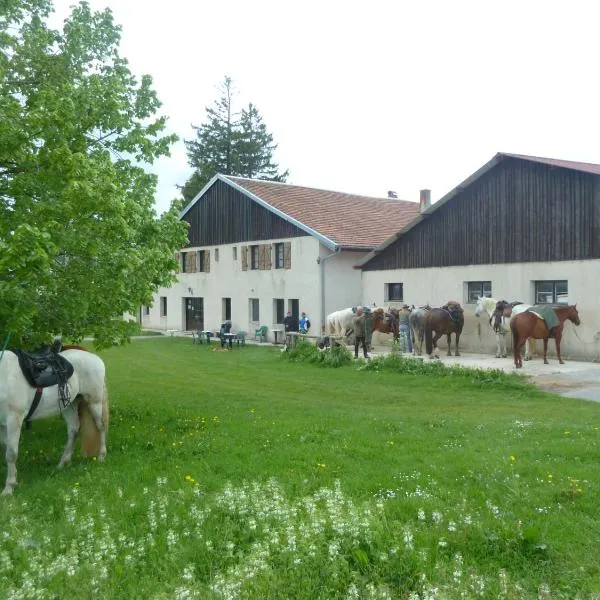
left=419, top=189, right=431, bottom=213
left=387, top=190, right=398, bottom=199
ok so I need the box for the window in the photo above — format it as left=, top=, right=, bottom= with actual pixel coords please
left=385, top=283, right=403, bottom=302
left=250, top=245, right=259, bottom=270
left=181, top=252, right=188, bottom=273
left=198, top=250, right=206, bottom=272
left=466, top=281, right=492, bottom=303
left=222, top=297, right=231, bottom=321
left=160, top=297, right=167, bottom=317
left=233, top=246, right=237, bottom=260
left=215, top=248, right=219, bottom=263
left=250, top=298, right=260, bottom=322
left=535, top=280, right=568, bottom=304
left=144, top=306, right=150, bottom=316
left=274, top=243, right=284, bottom=269
left=273, top=298, right=285, bottom=324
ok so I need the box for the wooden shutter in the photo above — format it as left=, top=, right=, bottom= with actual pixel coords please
left=261, top=244, right=272, bottom=270
left=203, top=249, right=211, bottom=273
left=241, top=246, right=248, bottom=271
left=283, top=242, right=291, bottom=269
left=188, top=251, right=197, bottom=273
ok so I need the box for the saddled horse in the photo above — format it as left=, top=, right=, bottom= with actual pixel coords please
left=371, top=308, right=400, bottom=340
left=326, top=306, right=378, bottom=341
left=0, top=347, right=109, bottom=494
left=424, top=301, right=464, bottom=358
left=475, top=296, right=535, bottom=358
left=408, top=305, right=431, bottom=356
left=511, top=304, right=580, bottom=368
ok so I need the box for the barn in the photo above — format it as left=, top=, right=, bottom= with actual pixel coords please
left=144, top=174, right=418, bottom=341
left=359, top=153, right=600, bottom=360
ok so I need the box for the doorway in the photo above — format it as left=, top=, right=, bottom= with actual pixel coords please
left=185, top=297, right=204, bottom=331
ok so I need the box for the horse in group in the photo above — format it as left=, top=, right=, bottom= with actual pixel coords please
left=475, top=296, right=540, bottom=360
left=424, top=301, right=464, bottom=359
left=0, top=346, right=109, bottom=495
left=408, top=304, right=431, bottom=355
left=511, top=304, right=580, bottom=368
left=371, top=307, right=400, bottom=340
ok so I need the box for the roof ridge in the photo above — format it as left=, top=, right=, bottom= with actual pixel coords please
left=224, top=174, right=415, bottom=204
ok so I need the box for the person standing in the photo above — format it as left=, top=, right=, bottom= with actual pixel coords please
left=352, top=307, right=369, bottom=359
left=399, top=304, right=413, bottom=354
left=299, top=312, right=311, bottom=334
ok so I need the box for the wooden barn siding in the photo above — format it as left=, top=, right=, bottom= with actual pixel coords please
left=363, top=158, right=598, bottom=270
left=183, top=180, right=309, bottom=246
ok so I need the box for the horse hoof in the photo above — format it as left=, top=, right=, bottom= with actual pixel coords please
left=455, top=352, right=460, bottom=357
left=559, top=360, right=565, bottom=365
left=544, top=360, right=549, bottom=365
left=495, top=354, right=501, bottom=358
left=502, top=354, right=507, bottom=358
left=1, top=485, right=14, bottom=496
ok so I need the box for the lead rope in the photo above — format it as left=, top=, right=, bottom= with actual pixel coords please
left=0, top=331, right=12, bottom=365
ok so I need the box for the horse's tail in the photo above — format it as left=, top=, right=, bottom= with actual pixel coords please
left=425, top=318, right=433, bottom=356
left=79, top=379, right=109, bottom=457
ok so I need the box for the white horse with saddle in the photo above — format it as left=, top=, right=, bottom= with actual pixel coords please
left=0, top=345, right=109, bottom=494
left=475, top=296, right=535, bottom=359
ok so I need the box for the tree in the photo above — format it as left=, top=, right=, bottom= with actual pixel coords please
left=0, top=0, right=188, bottom=349
left=182, top=77, right=288, bottom=202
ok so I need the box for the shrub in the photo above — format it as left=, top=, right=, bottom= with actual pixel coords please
left=281, top=338, right=353, bottom=368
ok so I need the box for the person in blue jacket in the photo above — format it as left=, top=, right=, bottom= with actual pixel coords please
left=299, top=312, right=311, bottom=334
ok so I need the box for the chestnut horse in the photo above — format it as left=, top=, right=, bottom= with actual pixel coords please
left=510, top=305, right=580, bottom=368
left=371, top=308, right=399, bottom=340
left=424, top=301, right=464, bottom=358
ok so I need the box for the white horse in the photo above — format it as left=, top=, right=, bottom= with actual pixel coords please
left=0, top=348, right=109, bottom=495
left=326, top=307, right=361, bottom=338
left=475, top=296, right=535, bottom=359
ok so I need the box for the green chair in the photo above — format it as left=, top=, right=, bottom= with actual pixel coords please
left=254, top=325, right=268, bottom=343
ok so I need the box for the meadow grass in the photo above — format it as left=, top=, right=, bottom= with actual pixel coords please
left=1, top=338, right=599, bottom=599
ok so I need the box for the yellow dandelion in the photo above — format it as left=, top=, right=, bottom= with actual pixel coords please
left=510, top=455, right=516, bottom=462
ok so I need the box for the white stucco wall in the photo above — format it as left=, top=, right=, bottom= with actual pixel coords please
left=362, top=260, right=600, bottom=361
left=144, top=237, right=372, bottom=342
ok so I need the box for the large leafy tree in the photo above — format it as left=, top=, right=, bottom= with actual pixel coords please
left=0, top=0, right=188, bottom=349
left=182, top=77, right=288, bottom=202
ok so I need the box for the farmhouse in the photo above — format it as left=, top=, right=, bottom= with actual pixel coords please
left=144, top=174, right=419, bottom=341
left=359, top=152, right=600, bottom=360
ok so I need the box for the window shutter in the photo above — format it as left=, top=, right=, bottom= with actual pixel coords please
left=262, top=244, right=272, bottom=270
left=203, top=250, right=211, bottom=273
left=188, top=251, right=196, bottom=273
left=241, top=246, right=248, bottom=271
left=283, top=242, right=291, bottom=269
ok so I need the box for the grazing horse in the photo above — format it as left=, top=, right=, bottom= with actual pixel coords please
left=424, top=301, right=464, bottom=358
left=0, top=348, right=109, bottom=494
left=511, top=304, right=580, bottom=368
left=371, top=308, right=400, bottom=340
left=475, top=297, right=534, bottom=358
left=408, top=305, right=431, bottom=356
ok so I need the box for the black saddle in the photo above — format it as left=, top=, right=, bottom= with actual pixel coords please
left=12, top=346, right=74, bottom=389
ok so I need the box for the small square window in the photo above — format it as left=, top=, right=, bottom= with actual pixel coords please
left=274, top=243, right=284, bottom=269
left=250, top=245, right=259, bottom=270
left=215, top=248, right=219, bottom=263
left=535, top=280, right=568, bottom=304
left=233, top=247, right=237, bottom=260
left=385, top=283, right=403, bottom=302
left=249, top=298, right=260, bottom=322
left=466, top=281, right=492, bottom=303
left=160, top=297, right=167, bottom=317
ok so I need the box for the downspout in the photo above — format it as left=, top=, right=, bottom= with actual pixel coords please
left=318, top=247, right=341, bottom=332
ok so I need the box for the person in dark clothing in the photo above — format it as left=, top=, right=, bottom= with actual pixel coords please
left=220, top=320, right=233, bottom=348
left=352, top=307, right=369, bottom=359
left=283, top=311, right=296, bottom=333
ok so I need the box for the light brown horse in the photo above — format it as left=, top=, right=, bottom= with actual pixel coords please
left=510, top=305, right=580, bottom=368
left=371, top=308, right=400, bottom=340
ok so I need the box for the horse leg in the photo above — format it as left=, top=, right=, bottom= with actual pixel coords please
left=446, top=333, right=452, bottom=356
left=58, top=405, right=80, bottom=468
left=501, top=333, right=507, bottom=358
left=513, top=335, right=523, bottom=369
left=543, top=338, right=549, bottom=365
left=495, top=332, right=502, bottom=358
left=2, top=411, right=24, bottom=495
left=555, top=333, right=564, bottom=364
left=455, top=332, right=461, bottom=356
left=432, top=332, right=441, bottom=359
left=84, top=396, right=107, bottom=462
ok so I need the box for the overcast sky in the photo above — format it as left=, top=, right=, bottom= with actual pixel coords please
left=51, top=0, right=600, bottom=215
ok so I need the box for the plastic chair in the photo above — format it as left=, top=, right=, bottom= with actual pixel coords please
left=236, top=331, right=246, bottom=346
left=254, top=325, right=268, bottom=342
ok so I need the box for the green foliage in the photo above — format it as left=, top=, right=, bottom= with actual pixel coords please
left=281, top=338, right=353, bottom=367
left=0, top=0, right=188, bottom=349
left=182, top=76, right=288, bottom=201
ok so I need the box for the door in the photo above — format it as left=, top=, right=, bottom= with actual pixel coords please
left=288, top=299, right=299, bottom=325
left=185, top=297, right=204, bottom=331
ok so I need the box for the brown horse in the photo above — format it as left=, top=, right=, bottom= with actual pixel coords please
left=424, top=301, right=464, bottom=358
left=511, top=304, right=580, bottom=368
left=371, top=308, right=400, bottom=339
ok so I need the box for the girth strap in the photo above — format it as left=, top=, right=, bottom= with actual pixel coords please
left=24, top=387, right=43, bottom=429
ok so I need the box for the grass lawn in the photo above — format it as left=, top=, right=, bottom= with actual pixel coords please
left=1, top=338, right=599, bottom=599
